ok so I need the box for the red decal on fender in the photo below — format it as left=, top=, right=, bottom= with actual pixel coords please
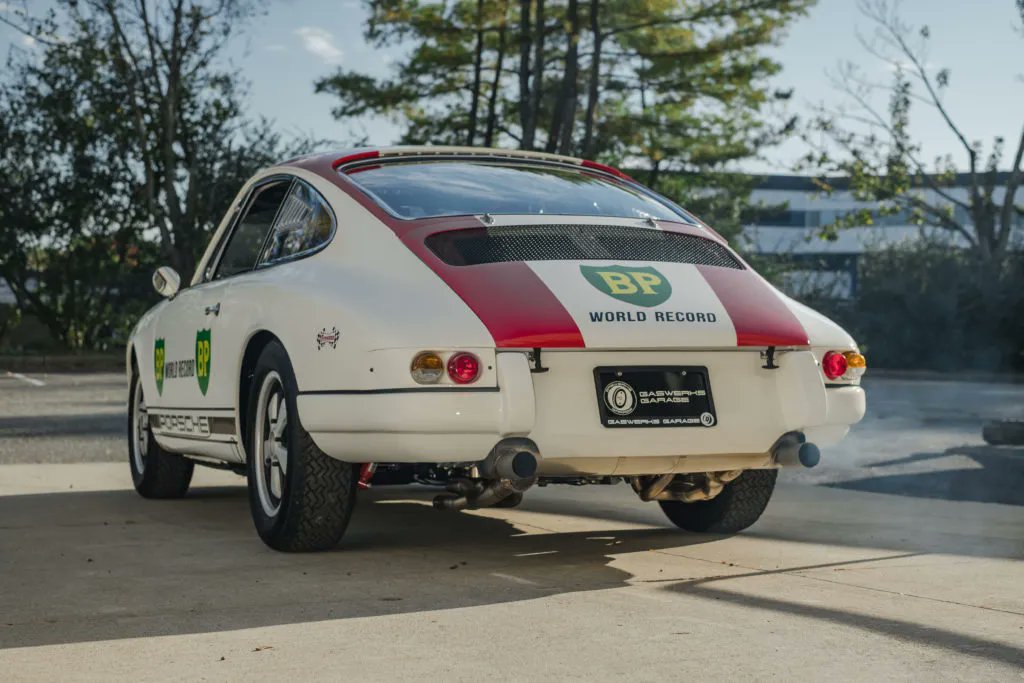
left=696, top=266, right=809, bottom=347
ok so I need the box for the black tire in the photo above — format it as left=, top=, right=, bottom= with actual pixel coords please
left=982, top=419, right=1024, bottom=446
left=128, top=369, right=194, bottom=499
left=245, top=341, right=358, bottom=552
left=658, top=469, right=777, bottom=534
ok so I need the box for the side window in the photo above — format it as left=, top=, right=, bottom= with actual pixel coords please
left=213, top=180, right=292, bottom=280
left=257, top=181, right=335, bottom=266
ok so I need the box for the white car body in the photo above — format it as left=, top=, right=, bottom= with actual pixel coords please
left=128, top=146, right=865, bottom=480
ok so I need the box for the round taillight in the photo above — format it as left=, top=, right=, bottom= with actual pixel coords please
left=822, top=351, right=848, bottom=380
left=411, top=352, right=444, bottom=384
left=844, top=351, right=867, bottom=378
left=447, top=352, right=480, bottom=384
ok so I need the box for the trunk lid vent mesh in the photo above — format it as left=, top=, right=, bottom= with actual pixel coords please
left=424, top=224, right=743, bottom=269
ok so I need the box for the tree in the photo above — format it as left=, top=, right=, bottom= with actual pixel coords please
left=316, top=0, right=812, bottom=239
left=801, top=0, right=1024, bottom=261
left=0, top=0, right=300, bottom=349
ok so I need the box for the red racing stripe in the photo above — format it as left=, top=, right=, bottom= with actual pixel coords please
left=696, top=266, right=809, bottom=347
left=290, top=154, right=585, bottom=348
left=401, top=239, right=586, bottom=348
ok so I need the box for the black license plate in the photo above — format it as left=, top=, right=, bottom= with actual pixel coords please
left=594, top=366, right=717, bottom=428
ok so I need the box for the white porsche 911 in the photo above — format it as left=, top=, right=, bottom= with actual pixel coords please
left=127, top=146, right=866, bottom=552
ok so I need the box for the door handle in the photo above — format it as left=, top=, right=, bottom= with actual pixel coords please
left=205, top=303, right=221, bottom=316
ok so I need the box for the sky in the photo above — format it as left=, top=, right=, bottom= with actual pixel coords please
left=1, top=0, right=1021, bottom=174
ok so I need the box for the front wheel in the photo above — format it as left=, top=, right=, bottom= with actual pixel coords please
left=128, top=371, right=194, bottom=498
left=246, top=341, right=358, bottom=552
left=658, top=469, right=777, bottom=534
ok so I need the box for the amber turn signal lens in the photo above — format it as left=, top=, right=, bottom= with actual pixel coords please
left=410, top=352, right=444, bottom=384
left=843, top=351, right=867, bottom=378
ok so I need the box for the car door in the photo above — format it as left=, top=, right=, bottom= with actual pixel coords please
left=151, top=178, right=293, bottom=419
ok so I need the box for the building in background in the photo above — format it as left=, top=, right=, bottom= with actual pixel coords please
left=0, top=278, right=14, bottom=306
left=741, top=172, right=1020, bottom=299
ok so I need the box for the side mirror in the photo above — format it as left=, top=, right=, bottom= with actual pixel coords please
left=153, top=266, right=181, bottom=299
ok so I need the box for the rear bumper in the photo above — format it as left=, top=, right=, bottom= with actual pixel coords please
left=804, top=384, right=866, bottom=447
left=299, top=350, right=865, bottom=472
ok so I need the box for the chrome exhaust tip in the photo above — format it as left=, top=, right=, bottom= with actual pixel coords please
left=773, top=433, right=821, bottom=469
left=433, top=438, right=541, bottom=510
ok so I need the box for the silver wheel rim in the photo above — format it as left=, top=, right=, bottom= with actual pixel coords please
left=132, top=376, right=149, bottom=474
left=254, top=371, right=289, bottom=518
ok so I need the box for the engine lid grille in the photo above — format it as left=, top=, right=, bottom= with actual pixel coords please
left=424, top=224, right=743, bottom=269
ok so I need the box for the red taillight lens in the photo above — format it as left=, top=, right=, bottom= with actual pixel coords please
left=447, top=352, right=480, bottom=384
left=822, top=351, right=848, bottom=380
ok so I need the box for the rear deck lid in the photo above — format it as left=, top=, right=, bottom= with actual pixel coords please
left=414, top=220, right=809, bottom=349
left=339, top=157, right=807, bottom=350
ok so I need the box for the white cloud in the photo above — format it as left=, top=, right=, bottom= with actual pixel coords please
left=294, top=27, right=343, bottom=65
left=20, top=34, right=35, bottom=48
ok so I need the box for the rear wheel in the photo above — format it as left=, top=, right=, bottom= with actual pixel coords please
left=658, top=469, right=777, bottom=534
left=246, top=341, right=358, bottom=552
left=128, top=371, right=194, bottom=498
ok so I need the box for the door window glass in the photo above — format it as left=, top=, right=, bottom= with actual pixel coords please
left=213, top=180, right=291, bottom=280
left=258, top=181, right=336, bottom=265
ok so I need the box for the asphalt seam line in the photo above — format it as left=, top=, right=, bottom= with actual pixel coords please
left=4, top=371, right=46, bottom=387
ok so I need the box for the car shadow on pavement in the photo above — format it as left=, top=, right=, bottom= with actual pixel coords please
left=3, top=482, right=1022, bottom=670
left=663, top=582, right=1024, bottom=670
left=0, top=484, right=715, bottom=650
left=827, top=445, right=1024, bottom=506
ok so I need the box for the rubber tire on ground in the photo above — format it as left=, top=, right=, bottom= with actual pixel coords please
left=658, top=469, right=777, bottom=534
left=982, top=419, right=1024, bottom=446
left=246, top=341, right=358, bottom=552
left=128, top=369, right=194, bottom=499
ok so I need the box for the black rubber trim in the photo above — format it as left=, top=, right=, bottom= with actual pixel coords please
left=299, top=386, right=500, bottom=396
left=824, top=383, right=858, bottom=388
left=148, top=406, right=235, bottom=412
left=156, top=432, right=238, bottom=444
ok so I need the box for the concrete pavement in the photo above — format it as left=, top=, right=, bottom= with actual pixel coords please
left=0, top=464, right=1022, bottom=679
left=0, top=372, right=1022, bottom=680
left=0, top=372, right=123, bottom=464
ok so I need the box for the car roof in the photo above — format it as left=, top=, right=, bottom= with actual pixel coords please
left=279, top=146, right=633, bottom=181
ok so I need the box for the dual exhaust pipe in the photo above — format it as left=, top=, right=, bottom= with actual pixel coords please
left=432, top=433, right=816, bottom=511
left=433, top=438, right=540, bottom=510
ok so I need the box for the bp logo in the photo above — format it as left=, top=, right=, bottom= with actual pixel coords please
left=603, top=381, right=638, bottom=416
left=195, top=329, right=212, bottom=396
left=154, top=338, right=166, bottom=395
left=580, top=265, right=671, bottom=307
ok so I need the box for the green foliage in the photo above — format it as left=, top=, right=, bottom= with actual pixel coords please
left=807, top=243, right=1024, bottom=372
left=317, top=0, right=813, bottom=230
left=801, top=1, right=1023, bottom=261
left=0, top=0, right=309, bottom=350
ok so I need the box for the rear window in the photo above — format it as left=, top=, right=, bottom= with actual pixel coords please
left=346, top=161, right=687, bottom=221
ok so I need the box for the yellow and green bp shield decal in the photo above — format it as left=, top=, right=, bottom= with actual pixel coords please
left=580, top=265, right=671, bottom=307
left=154, top=337, right=165, bottom=395
left=195, top=329, right=212, bottom=395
